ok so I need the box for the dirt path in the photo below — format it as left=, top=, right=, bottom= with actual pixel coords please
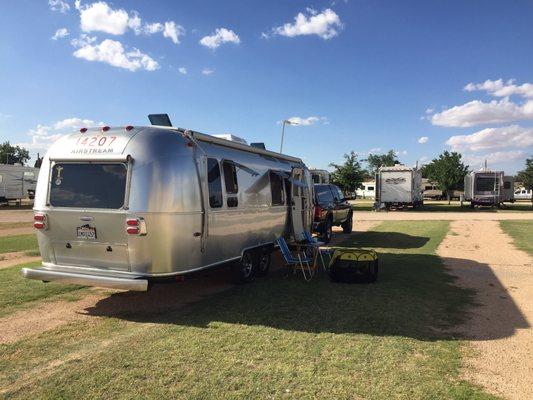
left=356, top=211, right=533, bottom=221
left=0, top=227, right=34, bottom=237
left=437, top=220, right=532, bottom=400
left=0, top=252, right=40, bottom=270
left=0, top=210, right=33, bottom=223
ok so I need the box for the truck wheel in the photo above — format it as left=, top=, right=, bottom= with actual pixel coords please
left=255, top=247, right=271, bottom=277
left=320, top=217, right=333, bottom=243
left=342, top=213, right=353, bottom=234
left=233, top=251, right=255, bottom=284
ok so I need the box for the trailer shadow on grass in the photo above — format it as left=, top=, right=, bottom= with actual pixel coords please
left=85, top=252, right=528, bottom=342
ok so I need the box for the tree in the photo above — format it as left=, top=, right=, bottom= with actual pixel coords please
left=34, top=153, right=43, bottom=168
left=364, top=150, right=399, bottom=176
left=516, top=157, right=533, bottom=207
left=0, top=141, right=30, bottom=165
left=329, top=151, right=367, bottom=195
left=424, top=151, right=469, bottom=204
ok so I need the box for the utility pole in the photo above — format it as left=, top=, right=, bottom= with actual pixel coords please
left=280, top=119, right=298, bottom=153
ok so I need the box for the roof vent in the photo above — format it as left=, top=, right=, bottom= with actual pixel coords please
left=213, top=134, right=248, bottom=145
left=250, top=142, right=266, bottom=150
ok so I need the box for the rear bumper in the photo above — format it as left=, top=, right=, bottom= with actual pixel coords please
left=21, top=267, right=149, bottom=292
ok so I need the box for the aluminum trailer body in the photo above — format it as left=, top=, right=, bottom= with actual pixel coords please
left=464, top=171, right=514, bottom=206
left=375, top=165, right=423, bottom=209
left=22, top=126, right=314, bottom=291
left=0, top=164, right=39, bottom=202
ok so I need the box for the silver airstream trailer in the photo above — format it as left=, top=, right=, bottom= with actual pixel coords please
left=22, top=120, right=314, bottom=291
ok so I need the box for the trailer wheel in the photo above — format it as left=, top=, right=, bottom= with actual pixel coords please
left=233, top=251, right=255, bottom=284
left=342, top=212, right=353, bottom=234
left=255, top=247, right=271, bottom=277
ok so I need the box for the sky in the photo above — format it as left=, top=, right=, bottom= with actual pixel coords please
left=1, top=0, right=532, bottom=173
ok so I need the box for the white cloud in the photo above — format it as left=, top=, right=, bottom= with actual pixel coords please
left=418, top=136, right=429, bottom=144
left=77, top=1, right=183, bottom=43
left=464, top=79, right=533, bottom=99
left=463, top=150, right=527, bottom=168
left=271, top=8, right=343, bottom=40
left=70, top=33, right=97, bottom=47
left=425, top=107, right=434, bottom=114
left=163, top=21, right=185, bottom=44
left=79, top=1, right=130, bottom=35
left=285, top=116, right=329, bottom=126
left=73, top=39, right=159, bottom=72
left=431, top=97, right=533, bottom=128
left=178, top=67, right=187, bottom=75
left=202, top=68, right=214, bottom=75
left=52, top=28, right=69, bottom=40
left=446, top=125, right=533, bottom=152
left=16, top=118, right=102, bottom=154
left=48, top=0, right=70, bottom=13
left=200, top=28, right=240, bottom=49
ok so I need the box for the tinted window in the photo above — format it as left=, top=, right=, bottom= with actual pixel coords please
left=49, top=163, right=126, bottom=209
left=331, top=185, right=344, bottom=200
left=476, top=177, right=497, bottom=192
left=270, top=171, right=284, bottom=205
left=367, top=186, right=374, bottom=191
left=315, top=185, right=333, bottom=204
left=312, top=174, right=320, bottom=184
left=222, top=161, right=238, bottom=194
left=207, top=158, right=223, bottom=208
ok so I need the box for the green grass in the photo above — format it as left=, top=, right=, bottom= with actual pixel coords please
left=0, top=234, right=38, bottom=254
left=0, top=221, right=498, bottom=399
left=500, top=220, right=533, bottom=255
left=0, top=262, right=85, bottom=317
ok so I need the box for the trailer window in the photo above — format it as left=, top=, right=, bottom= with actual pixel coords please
left=367, top=186, right=374, bottom=191
left=23, top=171, right=35, bottom=178
left=49, top=163, right=127, bottom=209
left=270, top=171, right=284, bottom=205
left=207, top=158, right=223, bottom=208
left=222, top=161, right=238, bottom=194
left=476, top=177, right=497, bottom=192
left=504, top=181, right=511, bottom=189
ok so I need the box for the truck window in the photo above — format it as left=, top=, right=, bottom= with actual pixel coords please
left=222, top=161, right=238, bottom=194
left=207, top=158, right=223, bottom=208
left=270, top=171, right=284, bottom=205
left=49, top=163, right=127, bottom=209
left=332, top=185, right=344, bottom=201
left=315, top=185, right=333, bottom=204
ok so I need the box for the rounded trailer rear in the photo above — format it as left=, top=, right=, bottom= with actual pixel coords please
left=22, top=126, right=314, bottom=291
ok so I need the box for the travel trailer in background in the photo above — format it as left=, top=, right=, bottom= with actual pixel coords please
left=375, top=165, right=423, bottom=209
left=22, top=116, right=314, bottom=291
left=0, top=164, right=39, bottom=203
left=310, top=169, right=330, bottom=184
left=355, top=181, right=376, bottom=199
left=422, top=179, right=444, bottom=200
left=464, top=170, right=514, bottom=207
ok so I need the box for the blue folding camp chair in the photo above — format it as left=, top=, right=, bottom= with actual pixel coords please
left=276, top=237, right=315, bottom=281
left=302, top=231, right=329, bottom=272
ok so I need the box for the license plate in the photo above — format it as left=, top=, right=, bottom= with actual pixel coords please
left=77, top=226, right=97, bottom=240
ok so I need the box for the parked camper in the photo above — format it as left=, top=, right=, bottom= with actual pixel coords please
left=375, top=165, right=423, bottom=209
left=310, top=169, right=330, bottom=184
left=355, top=181, right=376, bottom=199
left=22, top=122, right=314, bottom=291
left=0, top=164, right=39, bottom=203
left=464, top=171, right=514, bottom=207
left=421, top=179, right=444, bottom=200
left=514, top=187, right=532, bottom=201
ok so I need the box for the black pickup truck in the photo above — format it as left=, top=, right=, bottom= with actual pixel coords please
left=312, top=184, right=353, bottom=243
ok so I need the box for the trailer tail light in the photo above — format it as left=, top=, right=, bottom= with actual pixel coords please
left=80, top=127, right=87, bottom=133
left=34, top=213, right=47, bottom=230
left=102, top=126, right=110, bottom=132
left=125, top=125, right=134, bottom=131
left=125, top=218, right=147, bottom=236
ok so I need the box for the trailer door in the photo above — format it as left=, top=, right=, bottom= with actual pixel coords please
left=290, top=167, right=308, bottom=241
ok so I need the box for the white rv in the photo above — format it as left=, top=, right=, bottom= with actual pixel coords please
left=355, top=181, right=375, bottom=199
left=0, top=164, right=39, bottom=203
left=375, top=165, right=423, bottom=209
left=22, top=119, right=314, bottom=291
left=464, top=171, right=514, bottom=207
left=310, top=169, right=330, bottom=184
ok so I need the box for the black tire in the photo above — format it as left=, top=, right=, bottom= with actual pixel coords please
left=320, top=216, right=333, bottom=243
left=255, top=247, right=271, bottom=277
left=341, top=212, right=353, bottom=234
left=233, top=251, right=255, bottom=284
